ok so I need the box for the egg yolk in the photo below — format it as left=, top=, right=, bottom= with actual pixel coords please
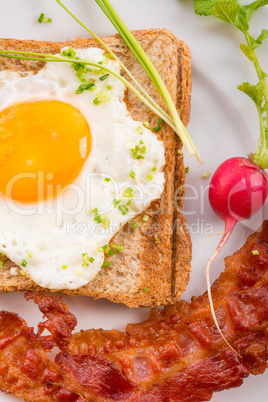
left=0, top=100, right=91, bottom=203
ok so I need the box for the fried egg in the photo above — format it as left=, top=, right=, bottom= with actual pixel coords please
left=0, top=47, right=165, bottom=290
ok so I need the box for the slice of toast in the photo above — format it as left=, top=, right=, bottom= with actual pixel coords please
left=0, top=28, right=192, bottom=307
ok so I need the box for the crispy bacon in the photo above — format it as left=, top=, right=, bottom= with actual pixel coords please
left=0, top=221, right=268, bottom=401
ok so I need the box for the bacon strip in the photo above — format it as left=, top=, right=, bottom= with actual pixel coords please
left=0, top=221, right=268, bottom=401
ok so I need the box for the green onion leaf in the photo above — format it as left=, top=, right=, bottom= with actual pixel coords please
left=21, top=260, right=27, bottom=267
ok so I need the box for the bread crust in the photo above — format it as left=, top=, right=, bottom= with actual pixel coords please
left=0, top=29, right=192, bottom=307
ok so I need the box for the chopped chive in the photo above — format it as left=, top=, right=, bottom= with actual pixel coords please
left=102, top=261, right=112, bottom=268
left=143, top=121, right=150, bottom=128
left=38, top=13, right=52, bottom=24
left=82, top=253, right=95, bottom=267
left=75, top=81, right=95, bottom=94
left=157, top=118, right=163, bottom=124
left=137, top=126, right=143, bottom=134
left=142, top=215, right=149, bottom=222
left=119, top=204, right=129, bottom=215
left=131, top=221, right=138, bottom=228
left=185, top=167, right=189, bottom=173
left=154, top=236, right=160, bottom=244
left=97, top=244, right=108, bottom=252
left=21, top=260, right=27, bottom=267
left=154, top=125, right=161, bottom=132
left=111, top=244, right=123, bottom=251
left=113, top=199, right=121, bottom=207
left=19, top=270, right=26, bottom=276
left=28, top=251, right=34, bottom=258
left=177, top=149, right=183, bottom=155
left=94, top=215, right=110, bottom=228
left=104, top=177, right=111, bottom=182
left=126, top=200, right=131, bottom=206
left=93, top=97, right=101, bottom=105
left=144, top=287, right=149, bottom=293
left=101, top=217, right=110, bottom=229
left=60, top=47, right=76, bottom=58
left=93, top=92, right=110, bottom=105
left=152, top=167, right=157, bottom=172
left=100, top=73, right=109, bottom=81
left=131, top=142, right=146, bottom=160
left=202, top=171, right=211, bottom=179
left=107, top=247, right=116, bottom=256
left=141, top=145, right=147, bottom=154
left=123, top=187, right=133, bottom=198
left=88, top=207, right=99, bottom=215
left=106, top=85, right=112, bottom=90
left=147, top=174, right=153, bottom=181
left=94, top=215, right=102, bottom=224
left=62, top=265, right=68, bottom=269
left=129, top=169, right=136, bottom=179
left=252, top=250, right=260, bottom=255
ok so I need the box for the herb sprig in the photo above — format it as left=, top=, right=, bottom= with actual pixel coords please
left=194, top=0, right=268, bottom=168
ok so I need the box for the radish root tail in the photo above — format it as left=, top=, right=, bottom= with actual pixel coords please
left=206, top=227, right=242, bottom=359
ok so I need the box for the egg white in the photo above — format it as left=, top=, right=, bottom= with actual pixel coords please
left=0, top=47, right=165, bottom=290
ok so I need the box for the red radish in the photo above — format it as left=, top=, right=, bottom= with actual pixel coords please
left=206, top=157, right=268, bottom=355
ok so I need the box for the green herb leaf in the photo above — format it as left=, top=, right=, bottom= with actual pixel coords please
left=212, top=1, right=248, bottom=33
left=237, top=81, right=264, bottom=108
left=244, top=0, right=268, bottom=22
left=250, top=29, right=268, bottom=49
left=240, top=43, right=255, bottom=62
left=194, top=0, right=220, bottom=16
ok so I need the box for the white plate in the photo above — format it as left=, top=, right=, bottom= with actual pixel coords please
left=0, top=1, right=268, bottom=401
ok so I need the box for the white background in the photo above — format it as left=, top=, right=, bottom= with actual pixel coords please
left=0, top=1, right=268, bottom=401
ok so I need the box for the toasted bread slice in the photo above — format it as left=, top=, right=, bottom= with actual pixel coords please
left=0, top=29, right=192, bottom=307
